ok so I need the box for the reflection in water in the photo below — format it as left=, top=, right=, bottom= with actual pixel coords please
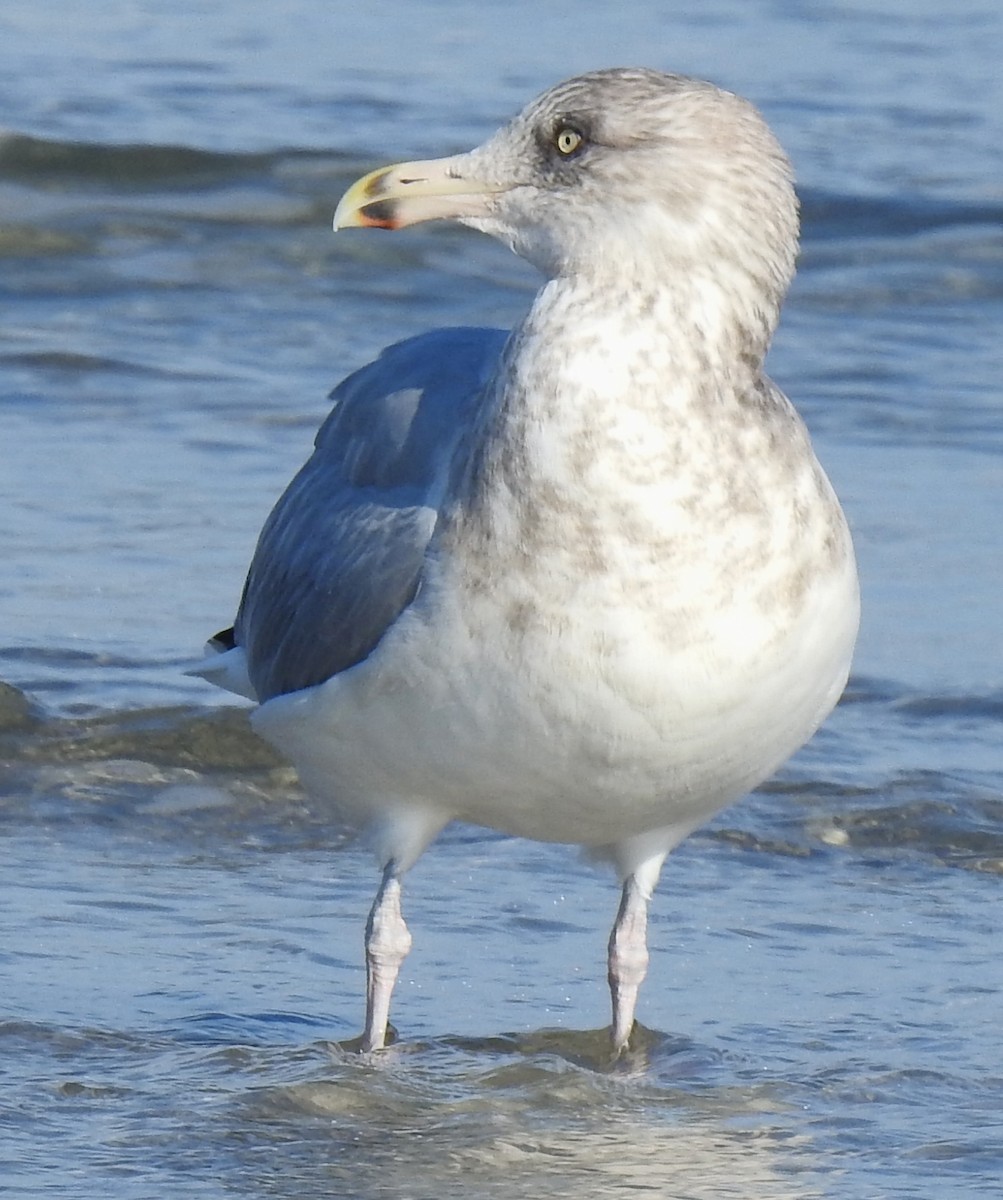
left=247, top=1030, right=820, bottom=1200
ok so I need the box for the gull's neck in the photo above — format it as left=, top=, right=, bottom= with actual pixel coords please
left=508, top=261, right=774, bottom=414
left=514, top=201, right=789, bottom=378
left=443, top=261, right=785, bottom=562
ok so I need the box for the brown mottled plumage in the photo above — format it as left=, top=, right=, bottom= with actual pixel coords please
left=195, top=68, right=859, bottom=1055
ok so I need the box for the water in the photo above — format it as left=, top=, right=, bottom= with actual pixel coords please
left=1, top=2, right=1002, bottom=1196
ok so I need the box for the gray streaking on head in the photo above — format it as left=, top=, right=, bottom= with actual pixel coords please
left=194, top=68, right=859, bottom=1055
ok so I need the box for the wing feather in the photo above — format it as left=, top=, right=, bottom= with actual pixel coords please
left=231, top=327, right=506, bottom=701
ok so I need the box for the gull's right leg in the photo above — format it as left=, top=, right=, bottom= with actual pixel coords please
left=361, top=861, right=411, bottom=1052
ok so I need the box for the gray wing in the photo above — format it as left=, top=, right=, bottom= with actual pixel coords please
left=232, top=326, right=507, bottom=702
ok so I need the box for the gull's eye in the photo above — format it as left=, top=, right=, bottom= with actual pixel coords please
left=554, top=125, right=585, bottom=157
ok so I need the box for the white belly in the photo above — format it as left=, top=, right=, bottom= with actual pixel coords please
left=253, top=517, right=858, bottom=860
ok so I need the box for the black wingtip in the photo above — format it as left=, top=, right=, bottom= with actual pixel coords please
left=209, top=626, right=237, bottom=651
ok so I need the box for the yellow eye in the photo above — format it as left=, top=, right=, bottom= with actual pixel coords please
left=554, top=126, right=584, bottom=156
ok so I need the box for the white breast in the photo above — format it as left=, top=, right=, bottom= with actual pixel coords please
left=253, top=448, right=858, bottom=861
left=253, top=281, right=859, bottom=871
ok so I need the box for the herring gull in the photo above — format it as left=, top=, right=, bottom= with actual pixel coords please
left=194, top=68, right=859, bottom=1055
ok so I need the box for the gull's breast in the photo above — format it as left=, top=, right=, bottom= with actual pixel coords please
left=254, top=424, right=858, bottom=849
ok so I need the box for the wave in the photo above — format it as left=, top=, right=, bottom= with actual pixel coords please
left=0, top=130, right=281, bottom=188
left=2, top=676, right=1000, bottom=873
left=3, top=129, right=1001, bottom=243
left=0, top=679, right=276, bottom=769
left=799, top=187, right=1003, bottom=242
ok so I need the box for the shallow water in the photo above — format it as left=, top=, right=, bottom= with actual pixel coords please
left=1, top=2, right=1002, bottom=1198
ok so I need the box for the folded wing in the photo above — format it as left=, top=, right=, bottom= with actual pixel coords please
left=219, top=326, right=506, bottom=701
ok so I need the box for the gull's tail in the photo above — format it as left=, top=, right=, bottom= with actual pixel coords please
left=186, top=627, right=258, bottom=701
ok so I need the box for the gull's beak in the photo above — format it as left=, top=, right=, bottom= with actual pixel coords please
left=333, top=154, right=502, bottom=231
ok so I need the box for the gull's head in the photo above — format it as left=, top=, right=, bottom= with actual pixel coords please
left=335, top=67, right=798, bottom=318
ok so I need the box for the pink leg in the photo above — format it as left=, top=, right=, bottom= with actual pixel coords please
left=607, top=873, right=651, bottom=1054
left=361, top=863, right=411, bottom=1052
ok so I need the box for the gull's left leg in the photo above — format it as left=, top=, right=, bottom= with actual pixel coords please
left=361, top=861, right=411, bottom=1052
left=608, top=874, right=650, bottom=1053
left=607, top=848, right=668, bottom=1055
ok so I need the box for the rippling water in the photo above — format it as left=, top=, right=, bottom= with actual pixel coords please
left=2, top=2, right=1001, bottom=1197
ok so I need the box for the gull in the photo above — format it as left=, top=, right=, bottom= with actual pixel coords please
left=194, top=68, right=859, bottom=1055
